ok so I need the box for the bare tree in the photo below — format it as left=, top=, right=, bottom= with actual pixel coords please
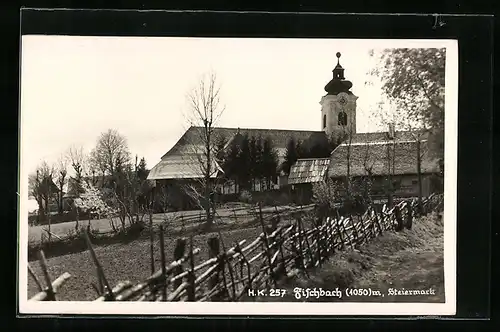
left=66, top=145, right=88, bottom=229
left=360, top=136, right=375, bottom=203
left=385, top=129, right=396, bottom=207
left=28, top=161, right=56, bottom=239
left=68, top=145, right=85, bottom=179
left=340, top=117, right=355, bottom=195
left=90, top=129, right=133, bottom=217
left=55, top=154, right=69, bottom=214
left=362, top=138, right=375, bottom=177
left=367, top=48, right=445, bottom=207
left=89, top=129, right=131, bottom=186
left=368, top=103, right=400, bottom=207
left=404, top=122, right=429, bottom=212
left=372, top=101, right=431, bottom=208
left=182, top=72, right=226, bottom=230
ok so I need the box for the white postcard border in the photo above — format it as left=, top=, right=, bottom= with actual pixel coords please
left=18, top=38, right=458, bottom=316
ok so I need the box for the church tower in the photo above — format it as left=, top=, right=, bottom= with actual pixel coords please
left=320, top=52, right=358, bottom=138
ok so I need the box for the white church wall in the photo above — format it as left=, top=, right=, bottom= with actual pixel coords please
left=320, top=92, right=358, bottom=138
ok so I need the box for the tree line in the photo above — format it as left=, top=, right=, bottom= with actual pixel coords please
left=216, top=134, right=278, bottom=191
left=29, top=129, right=152, bottom=230
left=214, top=132, right=343, bottom=192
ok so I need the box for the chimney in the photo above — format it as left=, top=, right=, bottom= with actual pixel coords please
left=387, top=123, right=395, bottom=140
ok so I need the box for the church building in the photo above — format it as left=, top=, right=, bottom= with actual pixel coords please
left=288, top=52, right=442, bottom=203
left=148, top=52, right=442, bottom=210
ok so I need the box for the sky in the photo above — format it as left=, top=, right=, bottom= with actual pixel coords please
left=20, top=36, right=435, bottom=175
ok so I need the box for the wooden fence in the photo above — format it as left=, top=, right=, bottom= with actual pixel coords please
left=28, top=194, right=443, bottom=302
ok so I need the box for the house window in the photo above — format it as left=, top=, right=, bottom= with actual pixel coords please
left=338, top=111, right=347, bottom=126
left=323, top=114, right=327, bottom=128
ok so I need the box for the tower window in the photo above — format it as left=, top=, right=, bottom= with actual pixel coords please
left=338, top=111, right=347, bottom=126
left=323, top=114, right=327, bottom=128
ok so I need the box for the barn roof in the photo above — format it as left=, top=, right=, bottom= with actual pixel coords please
left=150, top=126, right=325, bottom=180
left=288, top=158, right=331, bottom=185
left=346, top=130, right=429, bottom=145
left=147, top=154, right=223, bottom=180
left=328, top=134, right=440, bottom=178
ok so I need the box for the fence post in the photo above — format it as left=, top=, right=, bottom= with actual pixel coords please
left=172, top=238, right=186, bottom=291
left=268, top=217, right=281, bottom=278
left=335, top=217, right=345, bottom=250
left=405, top=202, right=413, bottom=230
left=207, top=235, right=221, bottom=300
left=349, top=214, right=359, bottom=245
left=37, top=250, right=56, bottom=301
left=187, top=236, right=196, bottom=301
left=149, top=212, right=155, bottom=275
left=276, top=227, right=287, bottom=276
left=83, top=231, right=114, bottom=300
left=394, top=205, right=403, bottom=232
left=259, top=202, right=277, bottom=287
left=159, top=225, right=168, bottom=301
left=298, top=216, right=315, bottom=268
left=344, top=217, right=355, bottom=250
left=315, top=223, right=323, bottom=266
left=325, top=217, right=335, bottom=255
left=291, top=223, right=302, bottom=270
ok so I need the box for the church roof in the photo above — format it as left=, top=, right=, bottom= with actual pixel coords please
left=161, top=126, right=323, bottom=160
left=327, top=131, right=440, bottom=178
left=324, top=52, right=353, bottom=95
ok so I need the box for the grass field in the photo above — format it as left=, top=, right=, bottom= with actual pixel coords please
left=27, top=225, right=265, bottom=301
left=28, top=211, right=444, bottom=302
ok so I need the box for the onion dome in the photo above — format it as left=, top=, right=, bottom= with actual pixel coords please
left=324, top=52, right=353, bottom=95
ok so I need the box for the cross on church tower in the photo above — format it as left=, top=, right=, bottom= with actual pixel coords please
left=320, top=52, right=358, bottom=138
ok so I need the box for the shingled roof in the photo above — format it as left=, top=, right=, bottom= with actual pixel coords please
left=288, top=158, right=330, bottom=185
left=147, top=154, right=223, bottom=180
left=150, top=126, right=323, bottom=180
left=346, top=130, right=429, bottom=144
left=328, top=132, right=440, bottom=178
left=162, top=126, right=323, bottom=159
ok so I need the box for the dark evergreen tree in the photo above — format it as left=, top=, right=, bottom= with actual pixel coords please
left=137, top=157, right=149, bottom=181
left=222, top=138, right=240, bottom=188
left=214, top=134, right=227, bottom=165
left=283, top=137, right=298, bottom=175
left=238, top=134, right=252, bottom=190
left=261, top=137, right=278, bottom=189
left=249, top=136, right=257, bottom=190
left=296, top=139, right=308, bottom=159
left=254, top=135, right=264, bottom=189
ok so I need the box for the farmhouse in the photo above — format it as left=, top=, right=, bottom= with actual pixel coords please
left=147, top=126, right=328, bottom=210
left=148, top=52, right=442, bottom=209
left=326, top=130, right=442, bottom=202
left=288, top=52, right=442, bottom=203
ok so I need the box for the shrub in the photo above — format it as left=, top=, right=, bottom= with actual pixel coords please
left=312, top=179, right=340, bottom=210
left=239, top=190, right=253, bottom=204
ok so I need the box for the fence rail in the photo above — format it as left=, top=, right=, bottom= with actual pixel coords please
left=28, top=194, right=443, bottom=302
